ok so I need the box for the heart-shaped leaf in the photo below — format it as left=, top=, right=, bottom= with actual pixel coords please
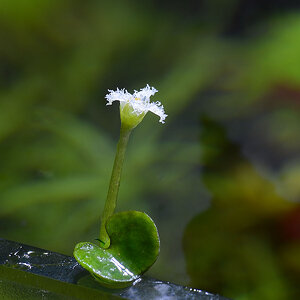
left=74, top=211, right=160, bottom=288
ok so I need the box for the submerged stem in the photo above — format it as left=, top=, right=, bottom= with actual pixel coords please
left=99, top=125, right=132, bottom=248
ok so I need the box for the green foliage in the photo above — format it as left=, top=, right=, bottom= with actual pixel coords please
left=74, top=211, right=159, bottom=288
left=0, top=0, right=299, bottom=297
left=183, top=118, right=298, bottom=299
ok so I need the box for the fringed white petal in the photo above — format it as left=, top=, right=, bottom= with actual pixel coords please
left=105, top=85, right=167, bottom=123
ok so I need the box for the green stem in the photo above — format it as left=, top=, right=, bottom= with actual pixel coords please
left=99, top=125, right=132, bottom=248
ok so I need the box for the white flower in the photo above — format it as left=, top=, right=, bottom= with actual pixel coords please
left=105, top=85, right=167, bottom=127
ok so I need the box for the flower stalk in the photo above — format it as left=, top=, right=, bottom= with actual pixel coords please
left=99, top=125, right=132, bottom=248
left=99, top=84, right=166, bottom=249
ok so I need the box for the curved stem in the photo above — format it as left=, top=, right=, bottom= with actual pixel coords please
left=99, top=125, right=132, bottom=248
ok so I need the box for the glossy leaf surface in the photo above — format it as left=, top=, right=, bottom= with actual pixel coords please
left=74, top=211, right=160, bottom=288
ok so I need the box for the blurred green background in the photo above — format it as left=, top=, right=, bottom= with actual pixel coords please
left=0, top=0, right=300, bottom=299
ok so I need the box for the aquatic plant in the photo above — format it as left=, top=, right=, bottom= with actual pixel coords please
left=74, top=85, right=166, bottom=287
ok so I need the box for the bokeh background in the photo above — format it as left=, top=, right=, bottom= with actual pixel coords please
left=0, top=0, right=300, bottom=299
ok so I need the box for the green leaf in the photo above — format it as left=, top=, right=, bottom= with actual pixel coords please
left=74, top=211, right=160, bottom=288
